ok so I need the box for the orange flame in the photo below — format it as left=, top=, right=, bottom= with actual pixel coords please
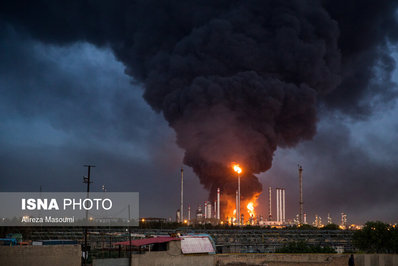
left=230, top=209, right=236, bottom=224
left=223, top=192, right=261, bottom=224
left=247, top=202, right=255, bottom=217
left=233, top=164, right=242, bottom=174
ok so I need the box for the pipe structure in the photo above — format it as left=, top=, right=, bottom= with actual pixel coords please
left=204, top=201, right=207, bottom=218
left=188, top=205, right=191, bottom=223
left=298, top=165, right=304, bottom=225
left=217, top=188, right=220, bottom=220
left=213, top=201, right=216, bottom=218
left=180, top=168, right=184, bottom=223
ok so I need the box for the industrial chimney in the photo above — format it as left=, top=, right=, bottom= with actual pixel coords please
left=180, top=167, right=184, bottom=223
left=268, top=187, right=272, bottom=221
left=188, top=205, right=191, bottom=223
left=298, top=165, right=304, bottom=225
left=276, top=188, right=286, bottom=223
left=217, top=188, right=220, bottom=220
left=235, top=190, right=239, bottom=224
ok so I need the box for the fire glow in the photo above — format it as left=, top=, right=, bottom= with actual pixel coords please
left=233, top=164, right=242, bottom=174
left=222, top=163, right=261, bottom=225
left=247, top=202, right=254, bottom=217
left=225, top=193, right=261, bottom=224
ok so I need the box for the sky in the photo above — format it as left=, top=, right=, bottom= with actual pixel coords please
left=1, top=1, right=398, bottom=225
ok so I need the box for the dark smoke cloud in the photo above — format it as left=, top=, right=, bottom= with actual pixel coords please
left=322, top=0, right=398, bottom=116
left=1, top=0, right=398, bottom=212
left=117, top=0, right=342, bottom=203
left=261, top=111, right=398, bottom=224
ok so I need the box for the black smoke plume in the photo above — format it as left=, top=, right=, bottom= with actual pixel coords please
left=1, top=0, right=397, bottom=211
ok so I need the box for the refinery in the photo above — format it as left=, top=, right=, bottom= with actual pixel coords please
left=0, top=162, right=390, bottom=266
left=1, top=0, right=398, bottom=265
left=176, top=164, right=355, bottom=230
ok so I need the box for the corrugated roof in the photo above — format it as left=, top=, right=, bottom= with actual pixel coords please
left=181, top=236, right=215, bottom=254
left=114, top=237, right=180, bottom=247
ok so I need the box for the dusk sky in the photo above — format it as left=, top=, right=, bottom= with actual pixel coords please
left=1, top=1, right=398, bottom=225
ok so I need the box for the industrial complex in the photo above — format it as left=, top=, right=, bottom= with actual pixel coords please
left=0, top=164, right=395, bottom=266
left=176, top=164, right=352, bottom=229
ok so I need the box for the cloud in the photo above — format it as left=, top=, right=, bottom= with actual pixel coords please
left=260, top=105, right=398, bottom=224
left=0, top=27, right=200, bottom=217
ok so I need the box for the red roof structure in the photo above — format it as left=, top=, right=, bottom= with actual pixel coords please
left=114, top=237, right=180, bottom=247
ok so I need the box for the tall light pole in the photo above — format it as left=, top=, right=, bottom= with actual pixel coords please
left=233, top=164, right=242, bottom=226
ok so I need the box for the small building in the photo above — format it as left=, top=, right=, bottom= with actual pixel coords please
left=114, top=235, right=215, bottom=254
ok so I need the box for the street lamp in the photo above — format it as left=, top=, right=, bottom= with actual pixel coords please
left=233, top=164, right=242, bottom=226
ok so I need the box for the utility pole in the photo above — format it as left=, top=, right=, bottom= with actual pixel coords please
left=83, top=164, right=95, bottom=266
left=128, top=204, right=132, bottom=266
